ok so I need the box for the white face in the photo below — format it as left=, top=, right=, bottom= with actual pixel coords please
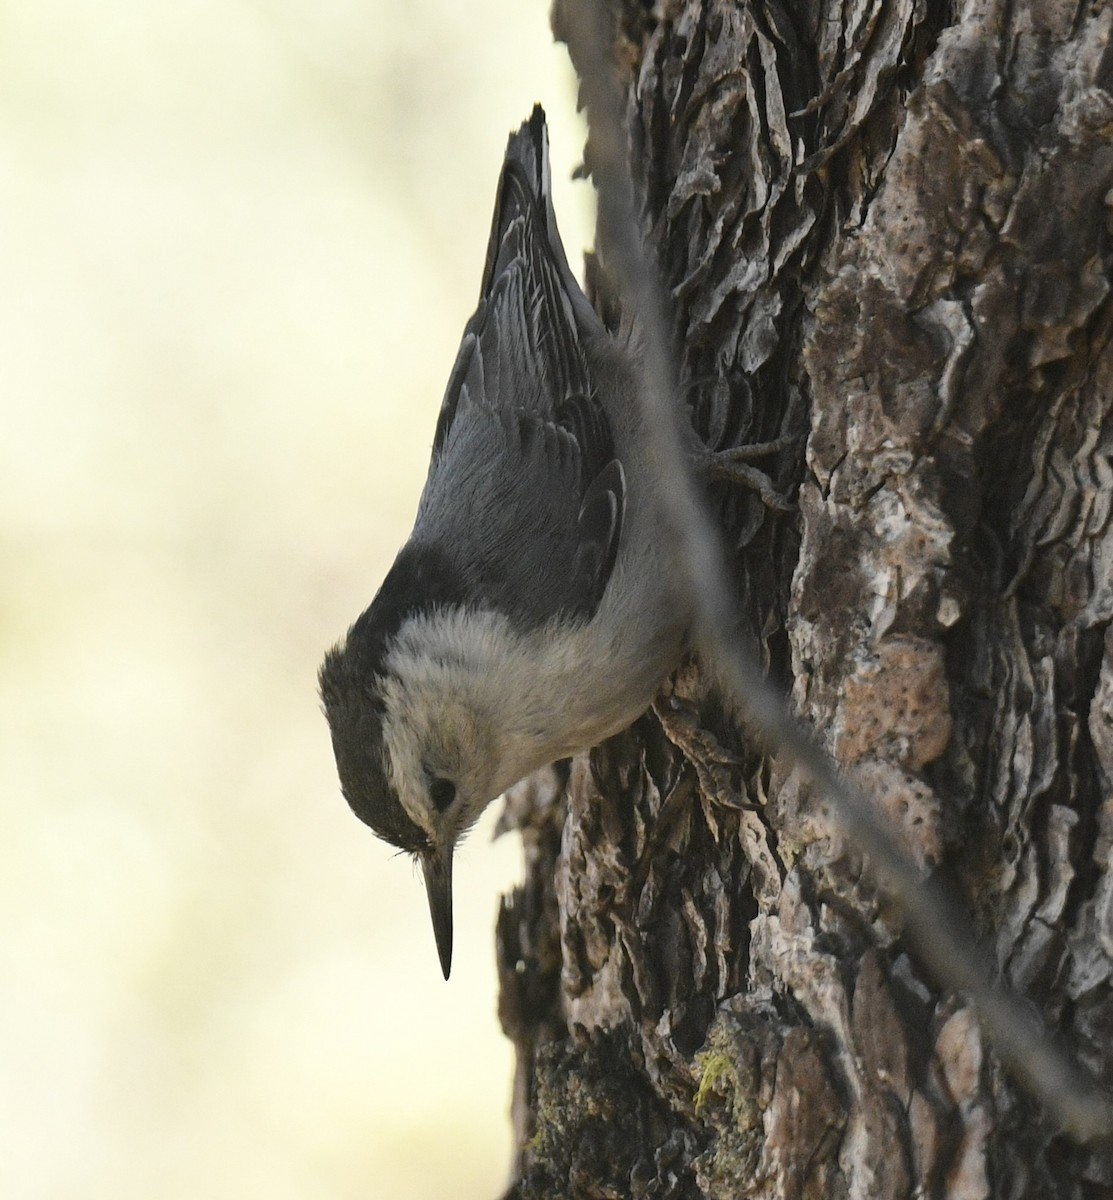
left=375, top=607, right=544, bottom=845
left=376, top=603, right=607, bottom=847
left=378, top=671, right=496, bottom=851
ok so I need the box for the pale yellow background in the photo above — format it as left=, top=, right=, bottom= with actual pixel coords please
left=0, top=3, right=590, bottom=1198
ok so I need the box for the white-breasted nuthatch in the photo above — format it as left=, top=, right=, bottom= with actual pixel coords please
left=319, top=107, right=691, bottom=978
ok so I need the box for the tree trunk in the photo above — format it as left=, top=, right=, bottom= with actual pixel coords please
left=496, top=2, right=1113, bottom=1196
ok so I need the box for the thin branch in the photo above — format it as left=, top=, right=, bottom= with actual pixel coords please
left=560, top=0, right=1113, bottom=1143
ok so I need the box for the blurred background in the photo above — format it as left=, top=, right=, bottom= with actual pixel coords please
left=0, top=3, right=590, bottom=1197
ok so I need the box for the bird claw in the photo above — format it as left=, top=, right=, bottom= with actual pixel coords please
left=695, top=438, right=798, bottom=512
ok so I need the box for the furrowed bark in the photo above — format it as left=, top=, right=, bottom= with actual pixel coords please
left=497, top=3, right=1113, bottom=1195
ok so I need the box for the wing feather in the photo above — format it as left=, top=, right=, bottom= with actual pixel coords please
left=416, top=110, right=624, bottom=629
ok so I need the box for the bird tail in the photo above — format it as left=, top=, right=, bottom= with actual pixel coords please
left=480, top=106, right=599, bottom=337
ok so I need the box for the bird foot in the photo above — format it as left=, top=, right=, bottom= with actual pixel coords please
left=693, top=433, right=800, bottom=512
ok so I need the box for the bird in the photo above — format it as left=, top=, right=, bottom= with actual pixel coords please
left=319, top=106, right=691, bottom=979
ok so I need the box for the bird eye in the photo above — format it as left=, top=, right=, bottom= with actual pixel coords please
left=430, top=777, right=456, bottom=814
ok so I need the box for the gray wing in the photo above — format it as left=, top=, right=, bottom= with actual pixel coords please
left=413, top=111, right=623, bottom=629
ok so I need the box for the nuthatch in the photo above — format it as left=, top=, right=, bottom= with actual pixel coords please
left=319, top=107, right=691, bottom=977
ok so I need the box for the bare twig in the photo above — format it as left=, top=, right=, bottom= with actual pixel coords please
left=560, top=0, right=1113, bottom=1143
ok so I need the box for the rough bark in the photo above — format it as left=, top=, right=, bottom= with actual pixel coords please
left=497, top=2, right=1113, bottom=1196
